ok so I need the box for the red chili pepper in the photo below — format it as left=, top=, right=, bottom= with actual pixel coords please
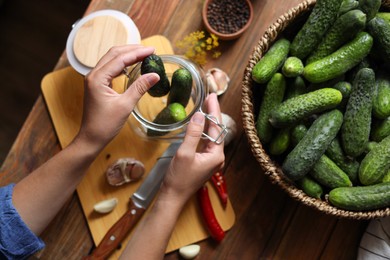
left=211, top=171, right=228, bottom=207
left=197, top=185, right=225, bottom=242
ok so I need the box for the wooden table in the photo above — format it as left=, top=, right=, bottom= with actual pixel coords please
left=0, top=0, right=369, bottom=259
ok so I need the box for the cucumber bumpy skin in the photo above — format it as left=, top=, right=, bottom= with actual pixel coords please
left=371, top=116, right=390, bottom=142
left=167, top=68, right=193, bottom=107
left=297, top=176, right=323, bottom=199
left=359, top=135, right=390, bottom=186
left=306, top=9, right=366, bottom=64
left=358, top=0, right=381, bottom=21
left=372, top=74, right=390, bottom=120
left=290, top=0, right=343, bottom=60
left=282, top=109, right=344, bottom=181
left=329, top=182, right=390, bottom=211
left=303, top=32, right=373, bottom=83
left=269, top=88, right=342, bottom=128
left=341, top=68, right=375, bottom=158
left=141, top=54, right=170, bottom=97
left=252, top=38, right=290, bottom=84
left=367, top=17, right=390, bottom=64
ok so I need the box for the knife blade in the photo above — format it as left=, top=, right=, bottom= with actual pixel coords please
left=85, top=142, right=181, bottom=259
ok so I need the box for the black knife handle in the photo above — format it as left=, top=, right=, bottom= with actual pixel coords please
left=84, top=200, right=145, bottom=260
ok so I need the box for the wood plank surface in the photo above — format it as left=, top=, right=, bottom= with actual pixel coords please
left=0, top=0, right=370, bottom=259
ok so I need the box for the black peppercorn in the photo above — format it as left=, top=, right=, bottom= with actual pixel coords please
left=207, top=0, right=250, bottom=34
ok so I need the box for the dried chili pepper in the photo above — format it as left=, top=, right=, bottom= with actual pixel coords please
left=197, top=185, right=225, bottom=242
left=211, top=171, right=228, bottom=207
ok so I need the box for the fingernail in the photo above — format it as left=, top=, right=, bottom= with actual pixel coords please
left=145, top=73, right=160, bottom=84
left=191, top=112, right=205, bottom=124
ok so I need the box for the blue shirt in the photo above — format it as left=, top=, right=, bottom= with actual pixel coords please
left=0, top=184, right=45, bottom=259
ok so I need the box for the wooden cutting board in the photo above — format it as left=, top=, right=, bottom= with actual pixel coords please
left=41, top=35, right=235, bottom=258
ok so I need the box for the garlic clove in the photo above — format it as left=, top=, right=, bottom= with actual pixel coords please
left=93, top=198, right=118, bottom=214
left=206, top=68, right=230, bottom=96
left=106, top=158, right=145, bottom=186
left=221, top=113, right=237, bottom=146
left=178, top=244, right=200, bottom=259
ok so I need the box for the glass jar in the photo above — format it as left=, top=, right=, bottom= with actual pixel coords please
left=124, top=55, right=227, bottom=144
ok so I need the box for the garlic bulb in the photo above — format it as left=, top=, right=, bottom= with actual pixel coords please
left=106, top=158, right=145, bottom=186
left=179, top=244, right=200, bottom=259
left=93, top=198, right=118, bottom=214
left=206, top=68, right=230, bottom=95
left=221, top=113, right=237, bottom=146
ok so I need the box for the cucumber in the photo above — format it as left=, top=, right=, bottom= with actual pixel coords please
left=269, top=128, right=290, bottom=155
left=376, top=12, right=390, bottom=24
left=291, top=124, right=308, bottom=146
left=339, top=0, right=359, bottom=15
left=306, top=10, right=366, bottom=64
left=372, top=74, right=390, bottom=119
left=285, top=76, right=307, bottom=100
left=290, top=0, right=343, bottom=60
left=329, top=182, right=390, bottom=211
left=359, top=135, right=390, bottom=185
left=297, top=176, right=323, bottom=199
left=365, top=141, right=378, bottom=153
left=282, top=109, right=344, bottom=181
left=341, top=68, right=375, bottom=158
left=269, top=88, right=342, bottom=128
left=371, top=116, right=390, bottom=142
left=303, top=32, right=373, bottom=83
left=252, top=38, right=290, bottom=84
left=310, top=154, right=352, bottom=189
left=326, top=136, right=359, bottom=183
left=382, top=169, right=390, bottom=183
left=358, top=0, right=381, bottom=21
left=367, top=17, right=390, bottom=64
left=141, top=54, right=170, bottom=97
left=281, top=57, right=304, bottom=78
left=256, top=73, right=286, bottom=143
left=167, top=68, right=192, bottom=107
left=147, top=103, right=187, bottom=136
left=332, top=81, right=352, bottom=108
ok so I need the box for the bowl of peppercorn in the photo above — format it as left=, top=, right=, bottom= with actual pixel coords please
left=202, top=0, right=253, bottom=40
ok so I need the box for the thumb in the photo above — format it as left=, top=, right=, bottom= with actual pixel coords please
left=180, top=112, right=205, bottom=155
left=123, top=73, right=160, bottom=104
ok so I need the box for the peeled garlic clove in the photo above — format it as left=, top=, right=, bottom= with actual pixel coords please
left=221, top=113, right=237, bottom=146
left=179, top=244, right=200, bottom=259
left=93, top=198, right=118, bottom=214
left=206, top=68, right=230, bottom=96
left=106, top=158, right=145, bottom=186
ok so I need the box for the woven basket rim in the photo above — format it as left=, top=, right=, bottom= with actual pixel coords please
left=241, top=0, right=390, bottom=220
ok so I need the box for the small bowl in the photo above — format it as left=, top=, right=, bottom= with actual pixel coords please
left=202, top=0, right=253, bottom=40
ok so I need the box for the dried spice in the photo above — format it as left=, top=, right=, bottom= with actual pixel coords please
left=207, top=0, right=250, bottom=34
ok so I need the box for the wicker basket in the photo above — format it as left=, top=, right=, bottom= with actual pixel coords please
left=241, top=0, right=390, bottom=219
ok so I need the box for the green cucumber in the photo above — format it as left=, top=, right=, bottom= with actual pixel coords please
left=291, top=124, right=308, bottom=146
left=167, top=68, right=192, bottom=107
left=359, top=135, right=390, bottom=185
left=372, top=74, right=390, bottom=119
left=297, top=176, right=324, bottom=199
left=269, top=128, right=290, bottom=156
left=371, top=116, right=390, bottom=142
left=367, top=17, right=390, bottom=64
left=382, top=168, right=390, bottom=183
left=358, top=0, right=381, bottom=21
left=329, top=182, right=390, bottom=211
left=285, top=76, right=307, bottom=100
left=256, top=73, right=286, bottom=143
left=252, top=38, right=290, bottom=84
left=281, top=57, right=304, bottom=78
left=147, top=103, right=187, bottom=136
left=310, top=154, right=352, bottom=189
left=339, top=0, right=359, bottom=15
left=332, top=81, right=352, bottom=108
left=303, top=32, right=373, bottom=83
left=290, top=0, right=343, bottom=60
left=341, top=68, right=375, bottom=158
left=306, top=9, right=366, bottom=64
left=141, top=54, right=170, bottom=97
left=282, top=109, right=344, bottom=181
left=269, top=88, right=342, bottom=128
left=326, top=136, right=359, bottom=183
left=376, top=12, right=390, bottom=24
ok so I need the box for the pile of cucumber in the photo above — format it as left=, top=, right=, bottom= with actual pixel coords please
left=251, top=0, right=390, bottom=211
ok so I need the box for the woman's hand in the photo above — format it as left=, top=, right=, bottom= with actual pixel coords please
left=76, top=45, right=160, bottom=150
left=160, top=93, right=225, bottom=206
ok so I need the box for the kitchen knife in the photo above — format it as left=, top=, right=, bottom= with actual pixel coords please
left=85, top=142, right=181, bottom=259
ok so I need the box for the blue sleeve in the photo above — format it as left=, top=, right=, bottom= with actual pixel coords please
left=0, top=184, right=45, bottom=259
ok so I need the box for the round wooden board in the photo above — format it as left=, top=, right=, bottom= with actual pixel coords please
left=73, top=15, right=128, bottom=68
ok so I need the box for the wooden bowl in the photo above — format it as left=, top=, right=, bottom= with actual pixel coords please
left=241, top=0, right=390, bottom=219
left=202, top=0, right=253, bottom=40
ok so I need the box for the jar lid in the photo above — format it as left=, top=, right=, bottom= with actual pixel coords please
left=66, top=10, right=141, bottom=75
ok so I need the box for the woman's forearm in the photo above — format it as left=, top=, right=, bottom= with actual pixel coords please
left=12, top=136, right=101, bottom=235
